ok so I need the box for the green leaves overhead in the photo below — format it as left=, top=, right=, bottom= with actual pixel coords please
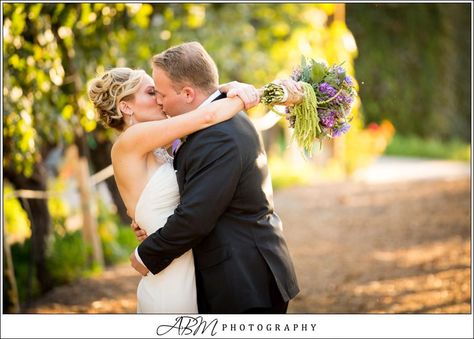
left=3, top=3, right=341, bottom=177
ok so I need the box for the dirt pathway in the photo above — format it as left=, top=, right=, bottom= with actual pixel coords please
left=25, top=177, right=471, bottom=314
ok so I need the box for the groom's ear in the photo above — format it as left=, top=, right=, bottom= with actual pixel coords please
left=181, top=86, right=195, bottom=104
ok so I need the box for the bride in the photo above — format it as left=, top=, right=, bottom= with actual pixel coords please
left=87, top=67, right=260, bottom=313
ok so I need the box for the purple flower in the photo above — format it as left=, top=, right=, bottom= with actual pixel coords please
left=345, top=93, right=354, bottom=105
left=334, top=93, right=344, bottom=104
left=334, top=108, right=345, bottom=118
left=335, top=92, right=353, bottom=106
left=344, top=76, right=353, bottom=86
left=319, top=110, right=336, bottom=128
left=332, top=122, right=351, bottom=137
left=319, top=82, right=337, bottom=98
left=335, top=66, right=345, bottom=75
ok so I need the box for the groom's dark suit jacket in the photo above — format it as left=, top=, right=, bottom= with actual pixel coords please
left=137, top=94, right=299, bottom=313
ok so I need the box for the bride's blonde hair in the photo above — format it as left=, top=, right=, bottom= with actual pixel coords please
left=87, top=67, right=146, bottom=131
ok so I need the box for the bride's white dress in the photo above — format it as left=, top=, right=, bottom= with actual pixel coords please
left=134, top=148, right=198, bottom=313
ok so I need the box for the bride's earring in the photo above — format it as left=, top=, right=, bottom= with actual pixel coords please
left=128, top=113, right=135, bottom=126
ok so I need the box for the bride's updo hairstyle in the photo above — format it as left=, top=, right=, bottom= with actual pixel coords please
left=88, top=67, right=146, bottom=131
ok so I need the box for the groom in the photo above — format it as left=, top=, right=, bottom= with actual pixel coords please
left=130, top=41, right=299, bottom=313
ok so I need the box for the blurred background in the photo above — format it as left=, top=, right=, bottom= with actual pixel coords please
left=2, top=3, right=471, bottom=314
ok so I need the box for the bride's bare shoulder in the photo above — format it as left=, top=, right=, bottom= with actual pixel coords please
left=111, top=134, right=147, bottom=165
left=111, top=125, right=143, bottom=154
left=111, top=132, right=131, bottom=154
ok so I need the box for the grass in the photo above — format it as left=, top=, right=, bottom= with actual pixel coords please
left=269, top=152, right=349, bottom=190
left=384, top=134, right=471, bottom=161
left=269, top=155, right=315, bottom=190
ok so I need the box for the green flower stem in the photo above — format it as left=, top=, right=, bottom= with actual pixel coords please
left=269, top=107, right=288, bottom=116
left=317, top=88, right=343, bottom=105
left=289, top=82, right=319, bottom=154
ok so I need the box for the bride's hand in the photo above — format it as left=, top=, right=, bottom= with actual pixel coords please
left=130, top=251, right=150, bottom=276
left=131, top=220, right=148, bottom=242
left=273, top=77, right=305, bottom=106
left=276, top=78, right=303, bottom=94
left=219, top=81, right=260, bottom=110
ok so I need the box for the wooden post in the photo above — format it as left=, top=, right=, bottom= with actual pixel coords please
left=3, top=217, right=20, bottom=313
left=75, top=149, right=104, bottom=268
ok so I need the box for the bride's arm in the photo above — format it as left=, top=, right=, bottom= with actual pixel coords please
left=114, top=96, right=245, bottom=156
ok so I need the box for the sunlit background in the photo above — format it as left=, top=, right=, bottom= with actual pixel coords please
left=2, top=3, right=471, bottom=314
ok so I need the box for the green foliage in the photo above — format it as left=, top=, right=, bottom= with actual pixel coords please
left=347, top=4, right=471, bottom=141
left=323, top=63, right=346, bottom=89
left=3, top=3, right=330, bottom=178
left=47, top=180, right=70, bottom=229
left=311, top=60, right=328, bottom=84
left=97, top=199, right=138, bottom=265
left=46, top=230, right=89, bottom=285
left=385, top=134, right=471, bottom=161
left=3, top=3, right=145, bottom=176
left=269, top=156, right=314, bottom=190
left=9, top=201, right=139, bottom=303
left=116, top=227, right=140, bottom=256
left=9, top=240, right=41, bottom=302
left=4, top=185, right=31, bottom=241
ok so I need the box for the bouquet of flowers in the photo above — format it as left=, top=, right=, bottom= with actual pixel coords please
left=259, top=57, right=357, bottom=155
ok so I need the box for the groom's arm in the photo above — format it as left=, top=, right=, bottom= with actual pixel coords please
left=136, top=128, right=242, bottom=274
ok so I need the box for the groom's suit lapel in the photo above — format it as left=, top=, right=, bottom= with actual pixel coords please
left=172, top=146, right=180, bottom=170
left=211, top=92, right=227, bottom=101
left=173, top=142, right=185, bottom=194
left=173, top=92, right=227, bottom=191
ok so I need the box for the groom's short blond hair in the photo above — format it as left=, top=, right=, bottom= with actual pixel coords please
left=152, top=42, right=219, bottom=95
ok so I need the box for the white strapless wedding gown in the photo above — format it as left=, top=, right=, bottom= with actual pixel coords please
left=134, top=148, right=198, bottom=313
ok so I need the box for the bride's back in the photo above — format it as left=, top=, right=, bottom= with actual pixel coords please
left=133, top=149, right=179, bottom=235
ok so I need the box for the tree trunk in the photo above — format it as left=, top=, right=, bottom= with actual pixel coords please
left=3, top=163, right=53, bottom=294
left=3, top=221, right=20, bottom=313
left=90, top=129, right=130, bottom=225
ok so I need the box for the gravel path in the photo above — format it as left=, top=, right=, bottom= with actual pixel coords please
left=25, top=177, right=471, bottom=314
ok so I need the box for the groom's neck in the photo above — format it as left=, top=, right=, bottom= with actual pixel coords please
left=187, top=87, right=218, bottom=111
left=192, top=92, right=210, bottom=108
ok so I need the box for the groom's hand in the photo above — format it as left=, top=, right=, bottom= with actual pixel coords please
left=219, top=81, right=260, bottom=110
left=130, top=251, right=150, bottom=276
left=131, top=220, right=148, bottom=242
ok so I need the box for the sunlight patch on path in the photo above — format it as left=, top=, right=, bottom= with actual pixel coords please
left=353, top=156, right=470, bottom=184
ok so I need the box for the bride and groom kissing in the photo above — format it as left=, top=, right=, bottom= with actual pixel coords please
left=87, top=41, right=299, bottom=314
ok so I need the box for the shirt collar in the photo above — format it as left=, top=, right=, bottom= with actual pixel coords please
left=198, top=90, right=221, bottom=109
